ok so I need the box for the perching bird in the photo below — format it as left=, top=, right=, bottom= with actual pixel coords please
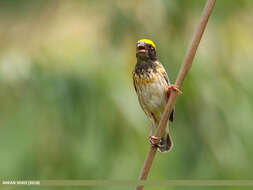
left=132, top=39, right=181, bottom=152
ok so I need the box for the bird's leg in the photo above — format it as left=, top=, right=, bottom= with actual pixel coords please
left=167, top=85, right=182, bottom=98
left=149, top=121, right=160, bottom=147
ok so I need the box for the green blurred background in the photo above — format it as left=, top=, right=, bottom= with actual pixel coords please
left=0, top=0, right=253, bottom=190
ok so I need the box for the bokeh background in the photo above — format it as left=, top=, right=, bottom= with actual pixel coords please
left=0, top=1, right=253, bottom=190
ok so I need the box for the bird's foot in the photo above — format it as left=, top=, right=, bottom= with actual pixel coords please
left=168, top=85, right=182, bottom=97
left=149, top=136, right=161, bottom=147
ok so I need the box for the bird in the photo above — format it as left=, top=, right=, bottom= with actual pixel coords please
left=132, top=39, right=181, bottom=152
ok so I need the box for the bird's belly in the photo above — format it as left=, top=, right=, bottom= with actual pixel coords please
left=139, top=80, right=168, bottom=113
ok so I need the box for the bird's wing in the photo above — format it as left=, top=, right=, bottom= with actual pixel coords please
left=169, top=109, right=174, bottom=122
left=157, top=62, right=175, bottom=123
left=159, top=63, right=171, bottom=86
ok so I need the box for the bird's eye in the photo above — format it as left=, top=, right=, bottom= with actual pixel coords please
left=148, top=45, right=152, bottom=49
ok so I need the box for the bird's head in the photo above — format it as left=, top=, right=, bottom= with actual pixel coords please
left=136, top=39, right=157, bottom=61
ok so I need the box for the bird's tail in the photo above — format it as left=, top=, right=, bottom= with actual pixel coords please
left=158, top=129, right=173, bottom=152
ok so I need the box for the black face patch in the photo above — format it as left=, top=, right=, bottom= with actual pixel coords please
left=136, top=43, right=157, bottom=61
left=147, top=44, right=153, bottom=49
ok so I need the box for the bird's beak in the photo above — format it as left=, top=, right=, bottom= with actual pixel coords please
left=136, top=42, right=146, bottom=53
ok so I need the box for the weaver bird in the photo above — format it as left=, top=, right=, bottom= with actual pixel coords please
left=132, top=39, right=181, bottom=152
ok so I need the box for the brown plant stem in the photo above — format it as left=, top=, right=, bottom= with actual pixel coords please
left=135, top=0, right=216, bottom=190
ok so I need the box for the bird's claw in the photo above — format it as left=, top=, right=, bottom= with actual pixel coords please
left=168, top=85, right=182, bottom=94
left=149, top=136, right=161, bottom=147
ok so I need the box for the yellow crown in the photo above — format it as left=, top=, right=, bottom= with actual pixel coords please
left=137, top=39, right=156, bottom=49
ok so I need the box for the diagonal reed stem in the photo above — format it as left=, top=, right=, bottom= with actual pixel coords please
left=135, top=0, right=216, bottom=190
